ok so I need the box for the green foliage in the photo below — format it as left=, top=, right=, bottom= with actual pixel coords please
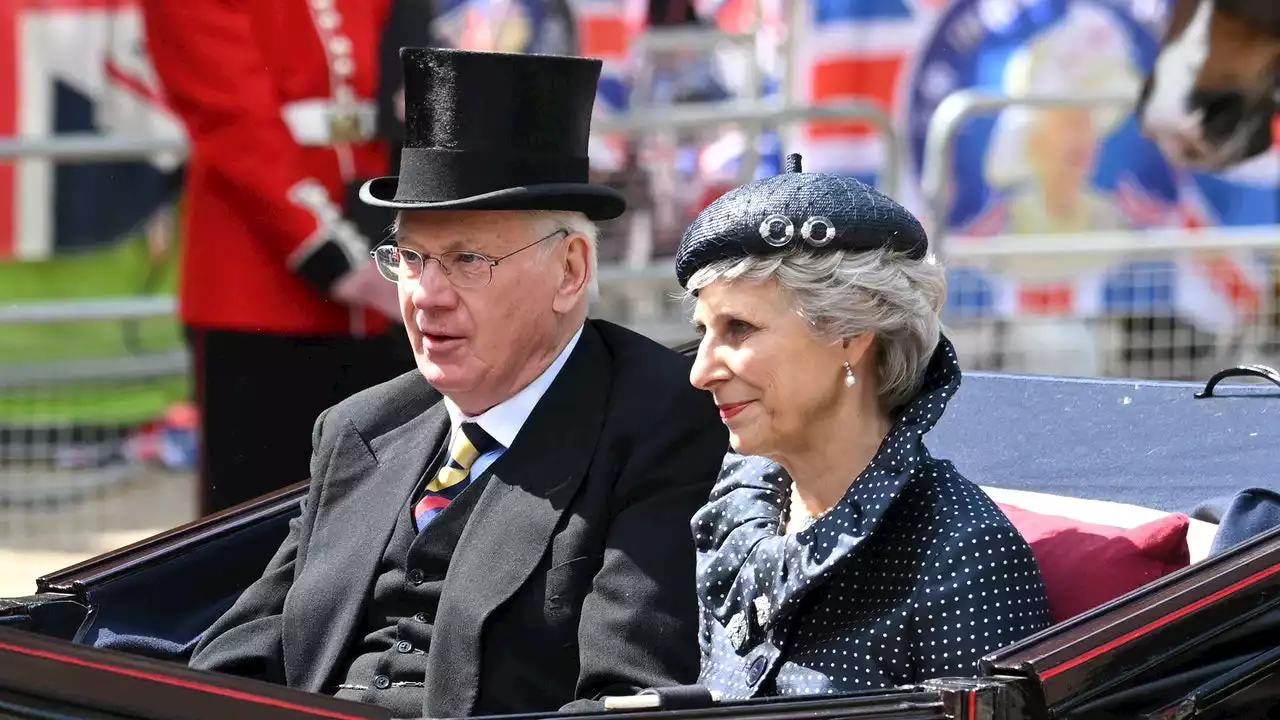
left=0, top=234, right=189, bottom=427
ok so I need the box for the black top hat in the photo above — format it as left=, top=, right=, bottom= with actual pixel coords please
left=359, top=47, right=626, bottom=221
left=674, top=153, right=929, bottom=288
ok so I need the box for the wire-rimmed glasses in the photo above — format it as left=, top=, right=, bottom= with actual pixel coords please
left=371, top=228, right=569, bottom=289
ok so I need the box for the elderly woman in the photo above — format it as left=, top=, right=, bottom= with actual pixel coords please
left=676, top=155, right=1051, bottom=699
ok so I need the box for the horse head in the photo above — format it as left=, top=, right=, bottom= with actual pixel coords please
left=1139, top=0, right=1280, bottom=170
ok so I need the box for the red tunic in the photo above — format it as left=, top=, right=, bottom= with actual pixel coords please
left=140, top=0, right=395, bottom=336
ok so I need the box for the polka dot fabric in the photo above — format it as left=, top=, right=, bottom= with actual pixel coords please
left=691, top=336, right=1051, bottom=699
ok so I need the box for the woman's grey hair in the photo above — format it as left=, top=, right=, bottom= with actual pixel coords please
left=685, top=248, right=948, bottom=411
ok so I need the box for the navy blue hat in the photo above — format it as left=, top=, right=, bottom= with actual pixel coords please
left=674, top=153, right=929, bottom=288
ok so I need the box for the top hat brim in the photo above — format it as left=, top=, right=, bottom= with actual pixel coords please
left=359, top=176, right=627, bottom=222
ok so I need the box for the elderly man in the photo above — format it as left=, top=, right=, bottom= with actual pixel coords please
left=186, top=47, right=728, bottom=719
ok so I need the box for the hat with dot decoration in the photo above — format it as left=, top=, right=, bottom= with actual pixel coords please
left=674, top=153, right=929, bottom=288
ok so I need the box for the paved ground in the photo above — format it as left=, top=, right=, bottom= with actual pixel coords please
left=0, top=467, right=195, bottom=597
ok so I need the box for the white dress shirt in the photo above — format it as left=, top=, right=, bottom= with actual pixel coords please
left=441, top=324, right=582, bottom=482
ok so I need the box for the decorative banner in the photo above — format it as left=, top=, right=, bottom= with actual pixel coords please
left=0, top=0, right=183, bottom=262
left=906, top=0, right=1174, bottom=238
left=899, top=0, right=1277, bottom=331
left=694, top=0, right=1277, bottom=335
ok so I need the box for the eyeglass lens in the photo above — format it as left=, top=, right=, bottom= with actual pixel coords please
left=373, top=246, right=492, bottom=287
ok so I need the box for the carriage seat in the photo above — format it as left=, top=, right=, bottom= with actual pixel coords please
left=982, top=486, right=1210, bottom=624
left=17, top=483, right=309, bottom=664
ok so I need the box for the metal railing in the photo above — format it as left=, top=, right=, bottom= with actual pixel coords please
left=629, top=24, right=763, bottom=119
left=0, top=98, right=901, bottom=194
left=0, top=296, right=175, bottom=325
left=0, top=135, right=186, bottom=162
left=626, top=2, right=794, bottom=188
left=0, top=296, right=185, bottom=393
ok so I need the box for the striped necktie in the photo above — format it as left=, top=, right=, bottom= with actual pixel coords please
left=413, top=422, right=501, bottom=531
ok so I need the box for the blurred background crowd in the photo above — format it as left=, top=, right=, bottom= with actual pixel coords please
left=0, top=0, right=1277, bottom=596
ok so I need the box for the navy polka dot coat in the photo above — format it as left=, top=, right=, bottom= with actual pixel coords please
left=692, top=337, right=1052, bottom=699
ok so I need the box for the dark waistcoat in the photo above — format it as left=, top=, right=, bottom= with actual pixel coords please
left=332, top=437, right=488, bottom=718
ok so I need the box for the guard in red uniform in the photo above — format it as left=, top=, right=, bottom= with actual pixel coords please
left=139, top=0, right=423, bottom=515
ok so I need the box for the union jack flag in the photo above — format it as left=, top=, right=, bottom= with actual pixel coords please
left=786, top=0, right=935, bottom=191
left=0, top=0, right=182, bottom=261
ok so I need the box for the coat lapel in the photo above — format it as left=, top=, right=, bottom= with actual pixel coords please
left=424, top=322, right=612, bottom=717
left=284, top=382, right=450, bottom=693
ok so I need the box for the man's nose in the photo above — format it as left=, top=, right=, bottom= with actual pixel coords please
left=410, top=261, right=458, bottom=307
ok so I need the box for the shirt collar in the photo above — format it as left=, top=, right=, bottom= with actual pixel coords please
left=443, top=324, right=583, bottom=449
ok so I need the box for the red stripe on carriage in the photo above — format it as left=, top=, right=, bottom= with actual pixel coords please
left=0, top=640, right=371, bottom=719
left=1041, top=562, right=1280, bottom=680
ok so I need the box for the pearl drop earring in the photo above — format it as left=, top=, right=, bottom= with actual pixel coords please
left=843, top=362, right=856, bottom=387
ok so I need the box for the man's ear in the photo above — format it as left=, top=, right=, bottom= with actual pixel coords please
left=551, top=233, right=590, bottom=313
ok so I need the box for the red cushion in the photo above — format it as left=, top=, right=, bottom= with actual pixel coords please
left=997, top=502, right=1191, bottom=624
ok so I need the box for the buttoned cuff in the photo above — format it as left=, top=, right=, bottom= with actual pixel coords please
left=286, top=178, right=369, bottom=293
left=294, top=237, right=360, bottom=293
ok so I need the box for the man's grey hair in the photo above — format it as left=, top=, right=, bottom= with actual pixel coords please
left=685, top=248, right=947, bottom=412
left=389, top=210, right=600, bottom=298
left=525, top=210, right=600, bottom=300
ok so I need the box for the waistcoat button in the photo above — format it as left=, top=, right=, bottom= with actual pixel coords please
left=407, top=568, right=425, bottom=585
left=396, top=640, right=413, bottom=653
left=373, top=675, right=391, bottom=690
